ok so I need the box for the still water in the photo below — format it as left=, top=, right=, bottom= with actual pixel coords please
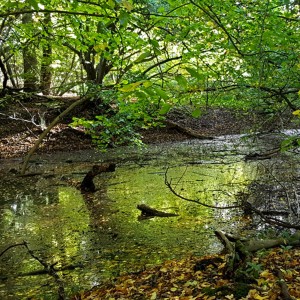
left=0, top=133, right=299, bottom=299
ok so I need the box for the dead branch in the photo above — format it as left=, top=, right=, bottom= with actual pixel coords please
left=137, top=204, right=179, bottom=219
left=246, top=201, right=300, bottom=230
left=0, top=111, right=46, bottom=129
left=276, top=269, right=295, bottom=300
left=215, top=230, right=300, bottom=280
left=20, top=94, right=90, bottom=175
left=165, top=119, right=214, bottom=140
left=23, top=241, right=65, bottom=300
left=164, top=167, right=241, bottom=209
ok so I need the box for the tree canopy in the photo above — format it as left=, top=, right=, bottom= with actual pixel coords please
left=0, top=0, right=299, bottom=148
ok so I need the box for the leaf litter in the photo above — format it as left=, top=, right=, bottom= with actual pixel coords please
left=72, top=247, right=300, bottom=299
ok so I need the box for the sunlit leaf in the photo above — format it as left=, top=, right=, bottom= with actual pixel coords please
left=154, top=87, right=169, bottom=100
left=175, top=75, right=188, bottom=88
left=150, top=291, right=157, bottom=300
left=159, top=103, right=172, bottom=115
left=143, top=81, right=152, bottom=88
left=186, top=67, right=203, bottom=80
left=121, top=0, right=134, bottom=11
left=119, top=81, right=143, bottom=92
left=107, top=0, right=115, bottom=8
left=135, top=51, right=152, bottom=63
left=94, top=43, right=108, bottom=52
left=292, top=110, right=300, bottom=116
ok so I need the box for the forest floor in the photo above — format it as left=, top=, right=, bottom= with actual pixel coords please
left=1, top=101, right=300, bottom=299
left=73, top=248, right=300, bottom=300
left=0, top=100, right=295, bottom=159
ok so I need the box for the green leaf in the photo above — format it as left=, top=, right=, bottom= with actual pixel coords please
left=186, top=67, right=203, bottom=80
left=159, top=103, right=172, bottom=115
left=143, top=88, right=156, bottom=97
left=119, top=81, right=143, bottom=92
left=107, top=0, right=115, bottom=8
left=175, top=75, right=188, bottom=88
left=135, top=51, right=152, bottom=63
left=154, top=87, right=169, bottom=100
left=119, top=11, right=130, bottom=27
left=28, top=0, right=39, bottom=10
left=191, top=107, right=201, bottom=118
left=149, top=39, right=159, bottom=48
left=135, top=91, right=148, bottom=100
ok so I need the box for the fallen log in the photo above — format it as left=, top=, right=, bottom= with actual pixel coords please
left=214, top=230, right=300, bottom=278
left=165, top=119, right=214, bottom=140
left=244, top=148, right=280, bottom=161
left=137, top=204, right=179, bottom=219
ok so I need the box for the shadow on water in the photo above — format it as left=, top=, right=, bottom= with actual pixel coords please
left=0, top=132, right=300, bottom=299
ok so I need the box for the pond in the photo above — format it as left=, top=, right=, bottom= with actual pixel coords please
left=0, top=131, right=299, bottom=299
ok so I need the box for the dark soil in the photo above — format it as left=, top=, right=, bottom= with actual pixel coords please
left=0, top=99, right=295, bottom=159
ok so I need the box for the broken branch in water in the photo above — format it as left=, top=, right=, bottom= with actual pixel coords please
left=137, top=204, right=179, bottom=219
left=23, top=241, right=66, bottom=300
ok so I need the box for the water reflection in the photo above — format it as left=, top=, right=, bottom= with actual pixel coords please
left=0, top=135, right=297, bottom=299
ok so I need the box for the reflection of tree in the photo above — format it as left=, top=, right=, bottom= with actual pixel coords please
left=81, top=178, right=118, bottom=238
left=165, top=162, right=300, bottom=297
left=164, top=163, right=300, bottom=229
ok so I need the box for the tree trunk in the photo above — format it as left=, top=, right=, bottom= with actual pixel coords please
left=22, top=12, right=39, bottom=92
left=0, top=57, right=8, bottom=96
left=40, top=13, right=52, bottom=95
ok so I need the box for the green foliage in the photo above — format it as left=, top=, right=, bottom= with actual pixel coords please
left=71, top=114, right=144, bottom=149
left=245, top=262, right=263, bottom=278
left=281, top=136, right=300, bottom=152
left=1, top=0, right=300, bottom=143
left=70, top=88, right=164, bottom=149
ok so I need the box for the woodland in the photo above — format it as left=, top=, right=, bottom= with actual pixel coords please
left=1, top=0, right=300, bottom=299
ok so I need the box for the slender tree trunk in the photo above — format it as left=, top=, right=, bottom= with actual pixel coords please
left=0, top=57, right=8, bottom=96
left=40, top=13, right=52, bottom=95
left=22, top=12, right=39, bottom=92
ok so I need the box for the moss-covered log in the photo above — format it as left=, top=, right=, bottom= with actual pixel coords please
left=215, top=230, right=300, bottom=278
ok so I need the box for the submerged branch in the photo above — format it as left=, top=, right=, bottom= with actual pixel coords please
left=164, top=167, right=241, bottom=209
left=23, top=242, right=66, bottom=300
left=137, top=204, right=179, bottom=219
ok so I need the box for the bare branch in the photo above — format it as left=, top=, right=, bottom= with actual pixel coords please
left=0, top=242, right=27, bottom=257
left=164, top=167, right=241, bottom=209
left=21, top=94, right=90, bottom=175
left=142, top=56, right=182, bottom=76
